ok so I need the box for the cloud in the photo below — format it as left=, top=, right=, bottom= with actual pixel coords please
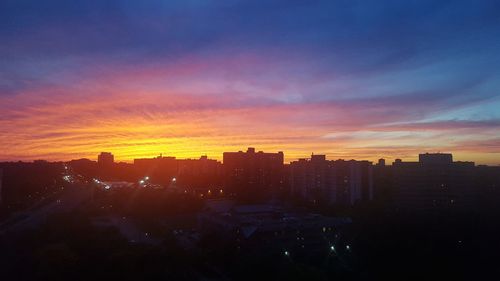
left=0, top=0, right=500, bottom=164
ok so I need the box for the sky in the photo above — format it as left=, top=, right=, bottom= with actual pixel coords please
left=1, top=0, right=500, bottom=164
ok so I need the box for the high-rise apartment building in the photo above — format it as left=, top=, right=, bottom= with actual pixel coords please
left=223, top=147, right=284, bottom=200
left=290, top=155, right=373, bottom=206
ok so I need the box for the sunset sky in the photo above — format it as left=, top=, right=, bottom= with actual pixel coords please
left=1, top=0, right=500, bottom=164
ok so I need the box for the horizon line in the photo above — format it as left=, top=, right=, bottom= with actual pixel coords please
left=1, top=150, right=498, bottom=166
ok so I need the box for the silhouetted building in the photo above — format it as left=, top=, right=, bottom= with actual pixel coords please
left=177, top=156, right=223, bottom=190
left=134, top=155, right=176, bottom=168
left=333, top=160, right=374, bottom=205
left=223, top=147, right=284, bottom=201
left=97, top=152, right=114, bottom=166
left=178, top=156, right=221, bottom=177
left=289, top=155, right=335, bottom=203
left=132, top=155, right=222, bottom=189
left=474, top=165, right=500, bottom=212
left=393, top=153, right=476, bottom=211
left=290, top=155, right=373, bottom=206
left=419, top=153, right=453, bottom=165
left=0, top=168, right=3, bottom=205
left=134, top=155, right=178, bottom=184
left=373, top=159, right=393, bottom=203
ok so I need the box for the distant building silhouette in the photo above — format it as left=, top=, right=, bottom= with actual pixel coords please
left=333, top=159, right=373, bottom=205
left=290, top=155, right=334, bottom=202
left=373, top=159, right=392, bottom=203
left=223, top=147, right=284, bottom=201
left=97, top=152, right=114, bottom=166
left=290, top=155, right=373, bottom=206
left=0, top=168, right=3, bottom=205
left=178, top=156, right=221, bottom=178
left=133, top=155, right=222, bottom=189
left=393, top=153, right=476, bottom=211
left=475, top=165, right=500, bottom=211
left=176, top=156, right=223, bottom=191
left=418, top=153, right=453, bottom=165
left=134, top=155, right=178, bottom=184
left=134, top=155, right=176, bottom=170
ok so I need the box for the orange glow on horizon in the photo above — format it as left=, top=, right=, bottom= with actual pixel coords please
left=1, top=66, right=499, bottom=166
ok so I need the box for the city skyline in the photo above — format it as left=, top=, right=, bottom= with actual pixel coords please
left=2, top=2, right=500, bottom=280
left=0, top=148, right=489, bottom=166
left=1, top=1, right=500, bottom=164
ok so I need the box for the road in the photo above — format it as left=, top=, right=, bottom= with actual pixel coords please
left=0, top=165, right=92, bottom=234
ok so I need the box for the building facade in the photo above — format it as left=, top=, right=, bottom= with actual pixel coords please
left=0, top=168, right=3, bottom=205
left=393, top=153, right=476, bottom=211
left=289, top=155, right=373, bottom=206
left=133, top=155, right=222, bottom=189
left=97, top=152, right=114, bottom=166
left=223, top=147, right=284, bottom=201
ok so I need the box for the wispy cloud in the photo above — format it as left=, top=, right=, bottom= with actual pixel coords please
left=0, top=0, right=499, bottom=164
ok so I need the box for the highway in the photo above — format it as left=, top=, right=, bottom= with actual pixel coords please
left=0, top=164, right=92, bottom=234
